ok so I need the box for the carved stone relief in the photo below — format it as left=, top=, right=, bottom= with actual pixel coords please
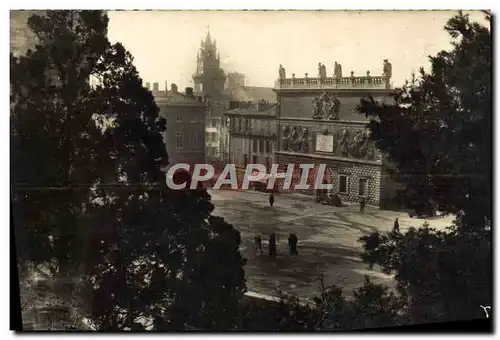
left=312, top=93, right=341, bottom=120
left=338, top=129, right=350, bottom=157
left=284, top=124, right=377, bottom=160
left=281, top=125, right=290, bottom=151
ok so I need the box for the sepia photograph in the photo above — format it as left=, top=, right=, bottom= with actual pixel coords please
left=9, top=8, right=492, bottom=332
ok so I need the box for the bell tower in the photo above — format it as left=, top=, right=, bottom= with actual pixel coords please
left=192, top=28, right=226, bottom=99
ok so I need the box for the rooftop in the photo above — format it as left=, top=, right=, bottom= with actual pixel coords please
left=227, top=86, right=277, bottom=103
left=152, top=85, right=206, bottom=106
left=224, top=101, right=277, bottom=117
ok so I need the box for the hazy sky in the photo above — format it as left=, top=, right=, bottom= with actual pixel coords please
left=107, top=10, right=486, bottom=89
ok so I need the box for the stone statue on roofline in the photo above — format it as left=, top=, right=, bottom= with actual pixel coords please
left=279, top=64, right=286, bottom=80
left=334, top=62, right=343, bottom=78
left=382, top=59, right=392, bottom=78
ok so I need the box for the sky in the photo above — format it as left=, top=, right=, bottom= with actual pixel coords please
left=107, top=10, right=487, bottom=90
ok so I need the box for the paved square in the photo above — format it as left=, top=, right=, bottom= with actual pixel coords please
left=210, top=189, right=454, bottom=300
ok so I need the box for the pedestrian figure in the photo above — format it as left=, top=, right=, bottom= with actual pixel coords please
left=269, top=233, right=277, bottom=257
left=254, top=235, right=264, bottom=255
left=288, top=233, right=298, bottom=255
left=393, top=218, right=400, bottom=233
left=359, top=197, right=366, bottom=213
left=269, top=193, right=275, bottom=207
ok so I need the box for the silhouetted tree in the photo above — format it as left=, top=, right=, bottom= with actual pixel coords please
left=11, top=10, right=245, bottom=331
left=356, top=12, right=492, bottom=324
left=357, top=11, right=491, bottom=231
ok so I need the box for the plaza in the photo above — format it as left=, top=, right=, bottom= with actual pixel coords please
left=210, top=189, right=454, bottom=301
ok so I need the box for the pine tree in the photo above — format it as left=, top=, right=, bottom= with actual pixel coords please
left=357, top=11, right=491, bottom=231
left=11, top=10, right=246, bottom=331
left=356, top=12, right=491, bottom=324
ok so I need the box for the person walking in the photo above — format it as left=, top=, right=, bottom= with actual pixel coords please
left=268, top=233, right=277, bottom=257
left=359, top=197, right=366, bottom=213
left=393, top=218, right=400, bottom=233
left=269, top=192, right=275, bottom=207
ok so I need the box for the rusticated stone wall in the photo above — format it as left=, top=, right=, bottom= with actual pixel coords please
left=275, top=152, right=382, bottom=207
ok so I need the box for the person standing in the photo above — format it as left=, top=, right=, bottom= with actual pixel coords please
left=269, top=192, right=275, bottom=207
left=288, top=233, right=298, bottom=255
left=269, top=233, right=277, bottom=257
left=359, top=197, right=366, bottom=213
left=254, top=235, right=263, bottom=255
left=393, top=218, right=400, bottom=233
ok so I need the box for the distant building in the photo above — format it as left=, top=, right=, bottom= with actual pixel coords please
left=274, top=61, right=401, bottom=207
left=153, top=83, right=207, bottom=167
left=192, top=30, right=278, bottom=168
left=225, top=100, right=277, bottom=187
left=192, top=30, right=226, bottom=100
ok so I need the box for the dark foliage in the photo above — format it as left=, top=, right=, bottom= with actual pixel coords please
left=11, top=10, right=246, bottom=331
left=356, top=12, right=492, bottom=325
left=357, top=11, right=491, bottom=231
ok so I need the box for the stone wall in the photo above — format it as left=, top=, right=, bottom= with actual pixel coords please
left=158, top=104, right=206, bottom=166
left=279, top=92, right=390, bottom=121
left=278, top=118, right=382, bottom=163
left=276, top=152, right=383, bottom=206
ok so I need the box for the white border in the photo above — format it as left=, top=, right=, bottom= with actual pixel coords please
left=3, top=1, right=497, bottom=338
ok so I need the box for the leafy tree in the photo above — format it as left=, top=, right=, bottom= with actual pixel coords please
left=11, top=10, right=246, bottom=331
left=357, top=11, right=491, bottom=231
left=237, top=277, right=404, bottom=331
left=356, top=12, right=492, bottom=324
left=360, top=225, right=491, bottom=323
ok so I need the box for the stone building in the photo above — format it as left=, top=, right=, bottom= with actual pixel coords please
left=274, top=61, right=400, bottom=208
left=153, top=83, right=207, bottom=167
left=225, top=101, right=278, bottom=185
left=192, top=30, right=276, bottom=168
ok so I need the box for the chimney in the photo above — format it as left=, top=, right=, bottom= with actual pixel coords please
left=145, top=82, right=151, bottom=90
left=164, top=81, right=168, bottom=94
left=153, top=82, right=159, bottom=91
left=171, top=83, right=178, bottom=93
left=185, top=87, right=194, bottom=97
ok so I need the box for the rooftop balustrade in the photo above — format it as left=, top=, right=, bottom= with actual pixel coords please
left=275, top=73, right=391, bottom=90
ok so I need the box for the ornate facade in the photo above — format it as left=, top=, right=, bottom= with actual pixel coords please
left=274, top=61, right=399, bottom=207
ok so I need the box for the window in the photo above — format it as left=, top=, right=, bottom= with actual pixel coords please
left=176, top=132, right=183, bottom=149
left=243, top=154, right=248, bottom=167
left=338, top=175, right=348, bottom=194
left=238, top=118, right=242, bottom=131
left=259, top=140, right=264, bottom=153
left=211, top=132, right=216, bottom=142
left=359, top=178, right=368, bottom=197
left=252, top=155, right=258, bottom=164
left=191, top=133, right=198, bottom=148
left=176, top=114, right=182, bottom=123
left=265, top=141, right=271, bottom=153
left=205, top=132, right=209, bottom=141
left=253, top=140, right=258, bottom=153
left=190, top=116, right=196, bottom=123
